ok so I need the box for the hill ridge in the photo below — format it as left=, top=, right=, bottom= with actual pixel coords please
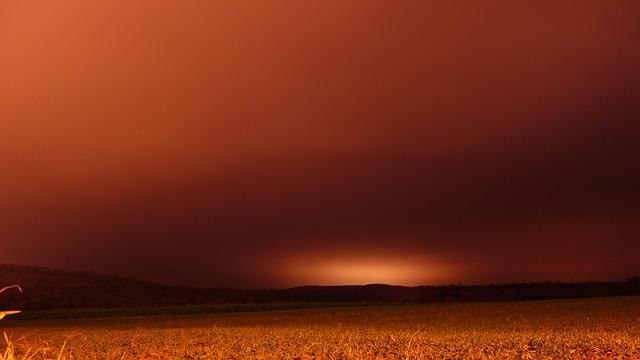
left=1, top=264, right=639, bottom=310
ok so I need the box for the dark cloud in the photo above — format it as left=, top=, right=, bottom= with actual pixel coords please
left=1, top=1, right=639, bottom=287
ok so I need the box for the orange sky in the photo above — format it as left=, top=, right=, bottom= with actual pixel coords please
left=1, top=1, right=639, bottom=287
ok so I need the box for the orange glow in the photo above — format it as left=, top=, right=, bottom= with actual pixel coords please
left=278, top=253, right=457, bottom=286
left=1, top=0, right=639, bottom=287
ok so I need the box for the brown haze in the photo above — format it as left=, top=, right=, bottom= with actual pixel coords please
left=1, top=1, right=639, bottom=287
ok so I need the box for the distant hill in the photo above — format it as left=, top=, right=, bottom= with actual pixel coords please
left=1, top=264, right=640, bottom=311
left=0, top=264, right=242, bottom=310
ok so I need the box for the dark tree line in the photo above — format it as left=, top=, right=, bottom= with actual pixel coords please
left=2, top=265, right=640, bottom=310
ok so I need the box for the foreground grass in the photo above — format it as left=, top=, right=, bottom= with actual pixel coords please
left=2, top=296, right=640, bottom=359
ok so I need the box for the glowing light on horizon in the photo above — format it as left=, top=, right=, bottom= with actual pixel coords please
left=278, top=254, right=457, bottom=286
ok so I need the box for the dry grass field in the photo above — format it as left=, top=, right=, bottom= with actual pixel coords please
left=2, top=296, right=640, bottom=359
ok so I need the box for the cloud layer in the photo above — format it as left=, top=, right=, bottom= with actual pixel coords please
left=1, top=1, right=639, bottom=287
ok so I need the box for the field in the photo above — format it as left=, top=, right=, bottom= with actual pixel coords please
left=2, top=296, right=640, bottom=359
